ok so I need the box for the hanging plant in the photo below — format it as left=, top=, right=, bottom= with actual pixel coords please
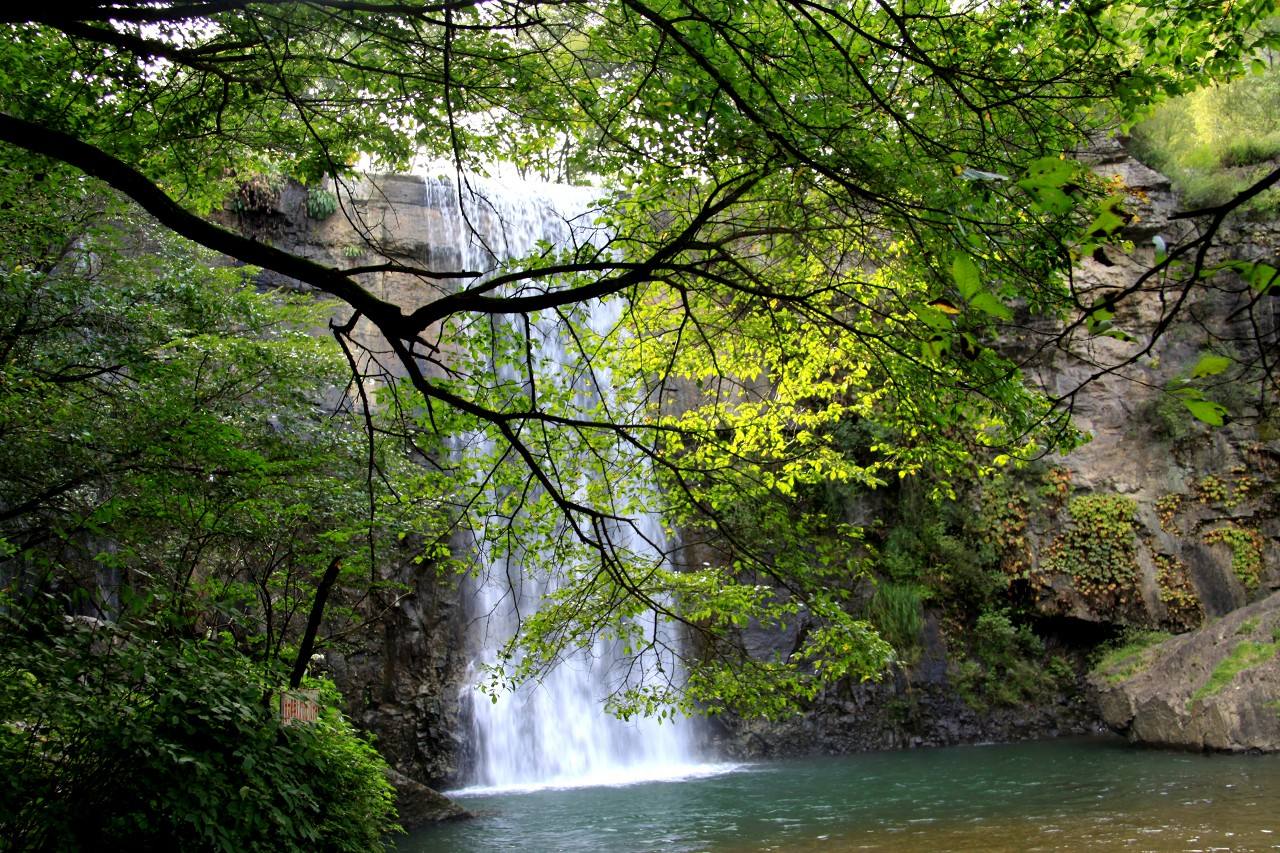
left=231, top=172, right=284, bottom=214
left=306, top=186, right=338, bottom=220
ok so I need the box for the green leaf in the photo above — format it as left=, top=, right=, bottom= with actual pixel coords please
left=1181, top=397, right=1228, bottom=426
left=969, top=291, right=1012, bottom=321
left=1173, top=387, right=1228, bottom=425
left=1017, top=181, right=1074, bottom=215
left=912, top=303, right=954, bottom=330
left=1085, top=303, right=1114, bottom=333
left=1190, top=353, right=1231, bottom=378
left=1101, top=328, right=1137, bottom=343
left=1243, top=261, right=1279, bottom=294
left=921, top=334, right=949, bottom=361
left=951, top=254, right=981, bottom=301
left=1086, top=195, right=1132, bottom=238
left=1023, top=156, right=1080, bottom=187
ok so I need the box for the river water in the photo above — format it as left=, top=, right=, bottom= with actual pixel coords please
left=400, top=736, right=1280, bottom=852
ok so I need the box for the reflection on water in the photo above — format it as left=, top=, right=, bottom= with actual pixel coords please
left=401, top=736, right=1280, bottom=852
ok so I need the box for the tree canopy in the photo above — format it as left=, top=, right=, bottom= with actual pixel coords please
left=2, top=0, right=1278, bottom=716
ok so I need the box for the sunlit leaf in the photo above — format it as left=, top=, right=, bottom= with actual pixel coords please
left=1190, top=353, right=1231, bottom=378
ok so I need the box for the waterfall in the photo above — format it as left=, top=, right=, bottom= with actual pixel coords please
left=415, top=170, right=711, bottom=792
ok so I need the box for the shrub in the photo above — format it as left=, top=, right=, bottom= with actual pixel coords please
left=0, top=613, right=397, bottom=852
left=1218, top=132, right=1280, bottom=167
left=306, top=187, right=339, bottom=220
left=950, top=609, right=1066, bottom=709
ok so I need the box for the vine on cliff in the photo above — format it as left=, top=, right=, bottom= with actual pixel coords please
left=1154, top=553, right=1204, bottom=631
left=1155, top=493, right=1183, bottom=533
left=1041, top=494, right=1140, bottom=605
left=974, top=474, right=1034, bottom=582
left=1203, top=524, right=1264, bottom=589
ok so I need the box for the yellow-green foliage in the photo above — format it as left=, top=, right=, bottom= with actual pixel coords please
left=1042, top=494, right=1140, bottom=602
left=1130, top=62, right=1280, bottom=215
left=1204, top=524, right=1265, bottom=588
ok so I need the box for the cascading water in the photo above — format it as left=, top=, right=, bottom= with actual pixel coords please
left=416, top=170, right=715, bottom=792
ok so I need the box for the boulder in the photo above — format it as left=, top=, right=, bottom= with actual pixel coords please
left=1089, top=591, right=1280, bottom=751
left=385, top=768, right=471, bottom=829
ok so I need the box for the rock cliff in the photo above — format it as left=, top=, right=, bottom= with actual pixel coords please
left=226, top=175, right=476, bottom=811
left=1020, top=138, right=1280, bottom=631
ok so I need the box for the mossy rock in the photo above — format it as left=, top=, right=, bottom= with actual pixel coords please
left=1087, top=591, right=1280, bottom=752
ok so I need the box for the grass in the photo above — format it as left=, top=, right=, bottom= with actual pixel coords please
left=1189, top=638, right=1280, bottom=704
left=1091, top=630, right=1172, bottom=684
left=865, top=581, right=925, bottom=665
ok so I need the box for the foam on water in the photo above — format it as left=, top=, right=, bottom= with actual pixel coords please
left=448, top=761, right=743, bottom=798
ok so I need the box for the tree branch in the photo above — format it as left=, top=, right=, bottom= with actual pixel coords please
left=289, top=554, right=344, bottom=689
left=0, top=113, right=407, bottom=331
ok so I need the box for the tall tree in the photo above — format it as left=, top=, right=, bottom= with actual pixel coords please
left=1, top=0, right=1275, bottom=714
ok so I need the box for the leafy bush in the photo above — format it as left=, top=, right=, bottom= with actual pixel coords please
left=1219, top=132, right=1280, bottom=167
left=0, top=611, right=397, bottom=852
left=306, top=186, right=339, bottom=220
left=877, top=484, right=1005, bottom=614
left=951, top=610, right=1069, bottom=709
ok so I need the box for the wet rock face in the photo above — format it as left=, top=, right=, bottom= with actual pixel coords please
left=322, top=564, right=470, bottom=788
left=706, top=609, right=1104, bottom=759
left=1089, top=591, right=1280, bottom=752
left=709, top=668, right=1102, bottom=759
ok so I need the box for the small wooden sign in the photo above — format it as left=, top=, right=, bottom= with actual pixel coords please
left=279, top=689, right=321, bottom=726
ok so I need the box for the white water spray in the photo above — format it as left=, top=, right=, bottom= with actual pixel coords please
left=414, top=170, right=717, bottom=793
